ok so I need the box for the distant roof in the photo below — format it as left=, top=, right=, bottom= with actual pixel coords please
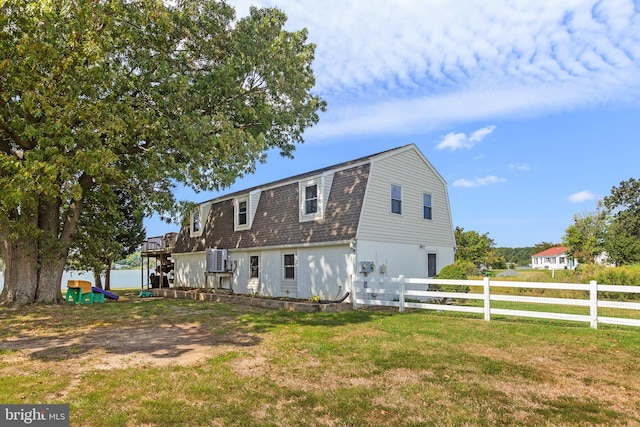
left=532, top=246, right=567, bottom=257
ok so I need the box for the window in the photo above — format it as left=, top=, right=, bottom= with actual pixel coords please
left=238, top=200, right=247, bottom=226
left=423, top=193, right=432, bottom=220
left=305, top=184, right=318, bottom=214
left=283, top=254, right=296, bottom=280
left=299, top=175, right=331, bottom=222
left=391, top=185, right=402, bottom=214
left=192, top=211, right=200, bottom=233
left=559, top=257, right=566, bottom=264
left=250, top=255, right=259, bottom=279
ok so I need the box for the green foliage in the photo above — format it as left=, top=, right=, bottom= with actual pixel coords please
left=495, top=247, right=535, bottom=266
left=435, top=263, right=467, bottom=280
left=70, top=188, right=145, bottom=276
left=433, top=261, right=471, bottom=294
left=603, top=177, right=640, bottom=265
left=454, top=226, right=505, bottom=268
left=575, top=264, right=640, bottom=286
left=532, top=241, right=560, bottom=254
left=0, top=0, right=325, bottom=303
left=563, top=205, right=607, bottom=264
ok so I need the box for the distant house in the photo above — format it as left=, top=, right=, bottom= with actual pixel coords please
left=171, top=144, right=456, bottom=301
left=531, top=246, right=577, bottom=270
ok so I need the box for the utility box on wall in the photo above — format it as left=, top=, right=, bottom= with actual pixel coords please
left=359, top=261, right=375, bottom=273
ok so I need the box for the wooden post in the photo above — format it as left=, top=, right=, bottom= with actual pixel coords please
left=399, top=275, right=405, bottom=313
left=483, top=276, right=491, bottom=322
left=590, top=280, right=598, bottom=329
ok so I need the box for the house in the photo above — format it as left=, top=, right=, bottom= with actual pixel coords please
left=171, top=144, right=456, bottom=301
left=531, top=246, right=577, bottom=270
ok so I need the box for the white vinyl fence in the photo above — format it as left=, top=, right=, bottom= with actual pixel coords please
left=352, top=275, right=640, bottom=329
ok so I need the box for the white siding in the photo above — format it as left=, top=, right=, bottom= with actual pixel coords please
left=356, top=240, right=454, bottom=279
left=173, top=252, right=207, bottom=288
left=357, top=147, right=455, bottom=248
left=297, top=245, right=354, bottom=300
left=174, top=245, right=355, bottom=301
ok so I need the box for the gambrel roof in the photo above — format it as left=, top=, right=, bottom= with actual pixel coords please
left=173, top=144, right=447, bottom=253
left=173, top=163, right=370, bottom=252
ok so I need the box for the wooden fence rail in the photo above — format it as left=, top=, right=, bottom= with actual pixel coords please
left=352, top=275, right=640, bottom=329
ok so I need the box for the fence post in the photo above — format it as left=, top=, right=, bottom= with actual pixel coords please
left=399, top=275, right=405, bottom=313
left=483, top=277, right=491, bottom=322
left=590, top=280, right=598, bottom=329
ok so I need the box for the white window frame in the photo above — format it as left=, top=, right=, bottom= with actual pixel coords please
left=299, top=177, right=324, bottom=222
left=391, top=184, right=402, bottom=215
left=234, top=196, right=250, bottom=231
left=249, top=254, right=260, bottom=280
left=190, top=208, right=203, bottom=237
left=423, top=193, right=433, bottom=220
left=282, top=253, right=297, bottom=281
left=189, top=203, right=211, bottom=238
left=304, top=184, right=318, bottom=215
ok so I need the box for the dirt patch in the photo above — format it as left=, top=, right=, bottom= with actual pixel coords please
left=0, top=321, right=258, bottom=370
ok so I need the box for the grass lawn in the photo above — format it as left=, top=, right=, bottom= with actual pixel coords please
left=1, top=290, right=639, bottom=426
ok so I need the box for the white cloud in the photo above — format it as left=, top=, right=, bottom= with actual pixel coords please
left=568, top=190, right=597, bottom=203
left=509, top=163, right=531, bottom=171
left=436, top=125, right=496, bottom=150
left=453, top=175, right=506, bottom=188
left=233, top=0, right=640, bottom=139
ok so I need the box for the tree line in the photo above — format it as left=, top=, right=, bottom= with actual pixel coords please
left=454, top=177, right=640, bottom=268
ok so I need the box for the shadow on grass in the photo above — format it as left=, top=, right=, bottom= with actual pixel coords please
left=0, top=295, right=390, bottom=365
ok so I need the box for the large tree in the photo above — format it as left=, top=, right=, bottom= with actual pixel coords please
left=70, top=188, right=145, bottom=290
left=454, top=226, right=505, bottom=268
left=562, top=204, right=607, bottom=264
left=0, top=0, right=325, bottom=305
left=603, top=178, right=640, bottom=265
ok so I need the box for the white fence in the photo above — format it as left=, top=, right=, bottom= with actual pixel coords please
left=352, top=275, right=640, bottom=329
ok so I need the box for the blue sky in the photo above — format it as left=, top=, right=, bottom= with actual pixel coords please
left=145, top=0, right=640, bottom=247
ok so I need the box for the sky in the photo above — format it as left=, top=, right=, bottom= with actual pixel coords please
left=144, top=0, right=640, bottom=248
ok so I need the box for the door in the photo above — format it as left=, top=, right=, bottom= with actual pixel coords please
left=427, top=253, right=437, bottom=277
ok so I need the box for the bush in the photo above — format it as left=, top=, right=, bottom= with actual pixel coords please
left=574, top=264, right=640, bottom=301
left=433, top=262, right=471, bottom=294
left=576, top=264, right=640, bottom=286
left=436, top=263, right=468, bottom=280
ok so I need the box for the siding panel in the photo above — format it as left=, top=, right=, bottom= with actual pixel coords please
left=357, top=149, right=454, bottom=247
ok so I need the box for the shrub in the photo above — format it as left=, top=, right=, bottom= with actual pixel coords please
left=574, top=264, right=640, bottom=301
left=433, top=262, right=471, bottom=295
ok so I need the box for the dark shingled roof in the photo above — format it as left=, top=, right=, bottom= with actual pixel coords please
left=173, top=163, right=371, bottom=253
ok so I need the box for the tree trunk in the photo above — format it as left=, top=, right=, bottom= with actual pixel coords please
left=94, top=269, right=103, bottom=289
left=36, top=257, right=66, bottom=304
left=0, top=175, right=89, bottom=306
left=104, top=260, right=112, bottom=291
left=0, top=237, right=39, bottom=306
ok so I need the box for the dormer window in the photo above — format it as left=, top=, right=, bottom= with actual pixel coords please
left=189, top=202, right=211, bottom=237
left=234, top=193, right=258, bottom=231
left=192, top=211, right=200, bottom=233
left=299, top=173, right=333, bottom=222
left=238, top=200, right=247, bottom=225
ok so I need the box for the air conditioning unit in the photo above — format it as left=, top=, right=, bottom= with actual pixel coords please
left=206, top=248, right=228, bottom=273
